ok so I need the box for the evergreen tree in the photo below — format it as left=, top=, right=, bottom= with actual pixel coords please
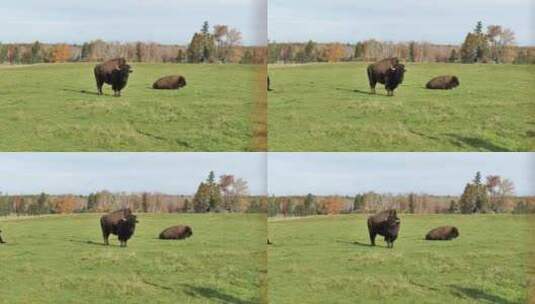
left=304, top=40, right=316, bottom=62
left=187, top=32, right=205, bottom=63
left=81, top=42, right=91, bottom=60
left=0, top=43, right=6, bottom=63
left=31, top=41, right=42, bottom=63
left=474, top=171, right=482, bottom=185
left=193, top=182, right=211, bottom=212
left=304, top=193, right=315, bottom=215
left=37, top=192, right=48, bottom=214
left=86, top=193, right=97, bottom=211
left=408, top=193, right=416, bottom=213
left=448, top=49, right=458, bottom=63
left=201, top=21, right=210, bottom=35
left=408, top=42, right=417, bottom=62
left=461, top=33, right=479, bottom=63
left=353, top=194, right=364, bottom=212
left=474, top=21, right=483, bottom=34
left=141, top=192, right=149, bottom=212
left=207, top=171, right=216, bottom=184
left=354, top=42, right=365, bottom=60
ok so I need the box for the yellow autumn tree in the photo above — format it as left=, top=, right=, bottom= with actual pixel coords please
left=51, top=44, right=71, bottom=63
left=323, top=43, right=346, bottom=62
left=53, top=196, right=76, bottom=214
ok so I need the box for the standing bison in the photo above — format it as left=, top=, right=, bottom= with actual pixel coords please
left=367, top=209, right=400, bottom=248
left=367, top=58, right=406, bottom=96
left=0, top=230, right=5, bottom=244
left=94, top=58, right=132, bottom=96
left=159, top=225, right=192, bottom=240
left=426, top=75, right=460, bottom=90
left=425, top=226, right=459, bottom=240
left=100, top=208, right=138, bottom=247
left=152, top=75, right=187, bottom=90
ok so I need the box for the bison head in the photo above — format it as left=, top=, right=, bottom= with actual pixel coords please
left=450, top=76, right=460, bottom=88
left=386, top=210, right=400, bottom=231
left=450, top=227, right=460, bottom=238
left=184, top=226, right=193, bottom=238
left=118, top=214, right=138, bottom=235
left=178, top=76, right=187, bottom=88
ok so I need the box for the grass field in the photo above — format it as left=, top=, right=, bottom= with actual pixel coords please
left=268, top=214, right=534, bottom=304
left=0, top=63, right=260, bottom=151
left=0, top=213, right=267, bottom=304
left=268, top=63, right=535, bottom=151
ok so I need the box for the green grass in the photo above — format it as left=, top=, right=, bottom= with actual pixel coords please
left=0, top=63, right=260, bottom=151
left=268, top=63, right=535, bottom=151
left=268, top=214, right=534, bottom=304
left=0, top=213, right=267, bottom=304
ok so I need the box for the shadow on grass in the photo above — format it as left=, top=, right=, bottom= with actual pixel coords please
left=337, top=239, right=389, bottom=249
left=183, top=284, right=255, bottom=304
left=336, top=87, right=392, bottom=97
left=447, top=134, right=511, bottom=152
left=61, top=88, right=106, bottom=96
left=68, top=239, right=120, bottom=247
left=450, top=285, right=517, bottom=304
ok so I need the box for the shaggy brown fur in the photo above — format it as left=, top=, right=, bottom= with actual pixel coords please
left=367, top=209, right=401, bottom=248
left=110, top=64, right=132, bottom=96
left=100, top=208, right=136, bottom=246
left=426, top=75, right=460, bottom=90
left=94, top=58, right=129, bottom=95
left=384, top=63, right=406, bottom=96
left=367, top=57, right=404, bottom=95
left=116, top=214, right=138, bottom=247
left=152, top=75, right=187, bottom=90
left=425, top=226, right=459, bottom=240
left=159, top=225, right=193, bottom=240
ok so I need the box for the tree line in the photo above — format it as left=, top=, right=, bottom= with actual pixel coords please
left=268, top=21, right=534, bottom=64
left=266, top=171, right=534, bottom=217
left=2, top=171, right=533, bottom=217
left=0, top=22, right=266, bottom=65
left=0, top=171, right=266, bottom=216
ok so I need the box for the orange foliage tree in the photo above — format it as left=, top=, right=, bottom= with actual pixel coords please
left=319, top=197, right=345, bottom=215
left=51, top=44, right=71, bottom=62
left=323, top=43, right=345, bottom=62
left=53, top=196, right=76, bottom=214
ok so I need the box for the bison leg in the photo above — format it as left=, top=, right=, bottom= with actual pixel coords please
left=367, top=68, right=377, bottom=94
left=102, top=231, right=110, bottom=246
left=96, top=80, right=104, bottom=95
left=369, top=231, right=376, bottom=246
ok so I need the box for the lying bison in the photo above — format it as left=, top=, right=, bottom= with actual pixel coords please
left=425, top=226, right=459, bottom=241
left=367, top=209, right=400, bottom=248
left=0, top=230, right=5, bottom=244
left=426, top=75, right=460, bottom=90
left=159, top=225, right=192, bottom=240
left=94, top=58, right=132, bottom=96
left=367, top=57, right=406, bottom=96
left=152, top=75, right=187, bottom=90
left=100, top=208, right=138, bottom=247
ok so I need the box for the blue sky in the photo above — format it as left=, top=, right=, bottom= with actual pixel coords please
left=268, top=153, right=534, bottom=196
left=0, top=0, right=267, bottom=45
left=0, top=153, right=267, bottom=195
left=269, top=0, right=533, bottom=45
left=0, top=153, right=532, bottom=196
